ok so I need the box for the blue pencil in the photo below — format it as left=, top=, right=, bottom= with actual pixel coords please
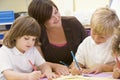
left=59, top=61, right=69, bottom=67
left=71, top=51, right=81, bottom=71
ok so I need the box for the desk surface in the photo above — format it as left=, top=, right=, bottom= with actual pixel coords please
left=53, top=76, right=115, bottom=80
left=52, top=72, right=118, bottom=80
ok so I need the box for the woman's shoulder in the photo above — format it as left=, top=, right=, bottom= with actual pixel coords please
left=61, top=16, right=83, bottom=28
left=27, top=46, right=40, bottom=54
left=61, top=16, right=87, bottom=38
left=62, top=16, right=77, bottom=19
left=61, top=16, right=78, bottom=22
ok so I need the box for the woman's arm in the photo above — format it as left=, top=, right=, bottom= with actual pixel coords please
left=37, top=62, right=58, bottom=79
left=38, top=62, right=52, bottom=74
left=46, top=62, right=69, bottom=75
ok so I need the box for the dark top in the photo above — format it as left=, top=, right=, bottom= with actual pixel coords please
left=40, top=16, right=88, bottom=65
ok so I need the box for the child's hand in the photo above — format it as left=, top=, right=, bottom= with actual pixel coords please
left=69, top=67, right=82, bottom=75
left=113, top=68, right=120, bottom=79
left=82, top=65, right=102, bottom=74
left=28, top=71, right=44, bottom=80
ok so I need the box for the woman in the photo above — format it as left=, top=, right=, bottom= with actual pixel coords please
left=28, top=0, right=87, bottom=75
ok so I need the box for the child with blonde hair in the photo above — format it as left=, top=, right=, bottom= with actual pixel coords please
left=112, top=26, right=120, bottom=79
left=0, top=16, right=57, bottom=80
left=70, top=7, right=119, bottom=75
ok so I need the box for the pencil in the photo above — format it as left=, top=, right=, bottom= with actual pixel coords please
left=71, top=51, right=82, bottom=71
left=28, top=59, right=37, bottom=71
left=115, top=55, right=120, bottom=69
left=59, top=61, right=69, bottom=67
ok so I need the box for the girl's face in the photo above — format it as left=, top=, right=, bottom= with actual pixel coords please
left=15, top=35, right=36, bottom=53
left=91, top=30, right=111, bottom=44
left=45, top=6, right=61, bottom=28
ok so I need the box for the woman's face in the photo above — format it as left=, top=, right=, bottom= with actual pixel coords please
left=15, top=35, right=36, bottom=53
left=45, top=6, right=61, bottom=28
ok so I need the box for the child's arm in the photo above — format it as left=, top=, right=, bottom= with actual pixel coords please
left=3, top=69, right=43, bottom=80
left=101, top=64, right=114, bottom=72
left=83, top=64, right=114, bottom=74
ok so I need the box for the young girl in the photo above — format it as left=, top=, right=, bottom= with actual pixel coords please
left=112, top=26, right=120, bottom=79
left=0, top=16, right=57, bottom=80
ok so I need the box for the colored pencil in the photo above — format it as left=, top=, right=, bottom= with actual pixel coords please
left=59, top=61, right=69, bottom=67
left=71, top=51, right=82, bottom=71
left=28, top=59, right=37, bottom=71
left=115, top=55, right=120, bottom=69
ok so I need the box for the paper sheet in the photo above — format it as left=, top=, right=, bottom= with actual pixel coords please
left=39, top=72, right=116, bottom=80
left=52, top=76, right=115, bottom=80
left=82, top=72, right=113, bottom=78
left=52, top=72, right=116, bottom=80
left=39, top=78, right=48, bottom=80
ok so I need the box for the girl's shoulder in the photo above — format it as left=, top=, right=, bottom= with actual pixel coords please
left=0, top=45, right=11, bottom=55
left=0, top=45, right=10, bottom=51
left=27, top=46, right=39, bottom=54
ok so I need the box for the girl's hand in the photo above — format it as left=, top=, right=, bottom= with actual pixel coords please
left=28, top=71, right=44, bottom=80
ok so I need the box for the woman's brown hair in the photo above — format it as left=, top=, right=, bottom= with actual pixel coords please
left=28, top=0, right=58, bottom=25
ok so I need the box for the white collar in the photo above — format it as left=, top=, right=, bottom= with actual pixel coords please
left=12, top=47, right=25, bottom=55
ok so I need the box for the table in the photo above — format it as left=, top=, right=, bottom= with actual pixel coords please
left=52, top=72, right=119, bottom=80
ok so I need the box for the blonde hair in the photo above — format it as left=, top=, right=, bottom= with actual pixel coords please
left=91, top=8, right=119, bottom=36
left=3, top=16, right=41, bottom=48
left=112, top=26, right=120, bottom=54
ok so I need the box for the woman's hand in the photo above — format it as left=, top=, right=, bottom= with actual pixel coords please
left=43, top=72, right=59, bottom=79
left=53, top=64, right=70, bottom=75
